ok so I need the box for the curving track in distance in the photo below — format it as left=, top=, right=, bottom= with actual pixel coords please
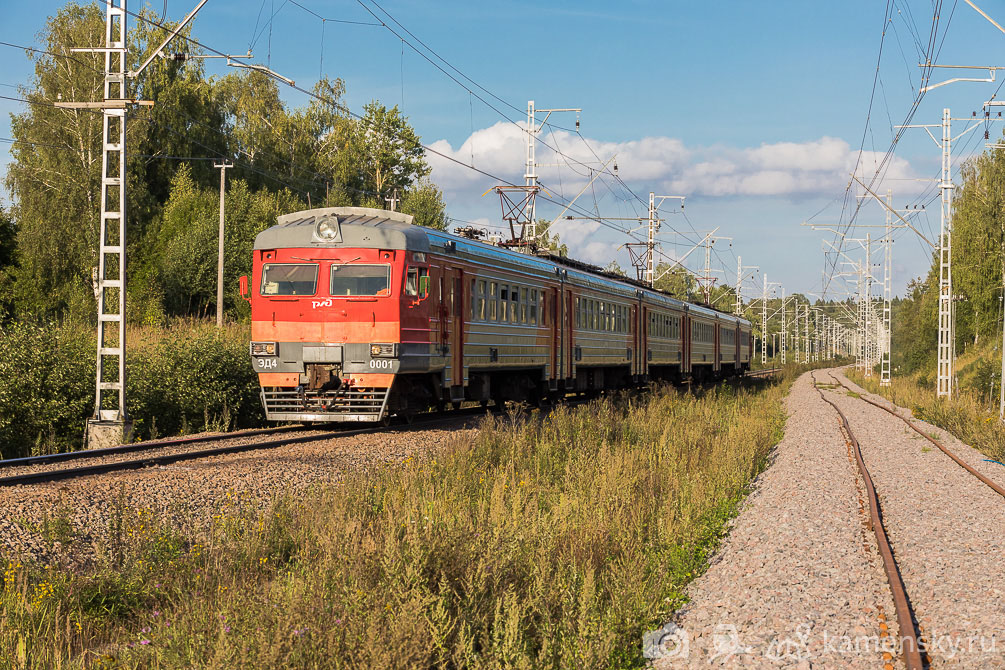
left=826, top=370, right=1005, bottom=500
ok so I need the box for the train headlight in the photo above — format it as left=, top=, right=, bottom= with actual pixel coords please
left=370, top=343, right=397, bottom=357
left=315, top=215, right=340, bottom=241
left=251, top=341, right=278, bottom=356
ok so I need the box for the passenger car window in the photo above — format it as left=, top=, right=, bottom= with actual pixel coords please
left=331, top=264, right=391, bottom=296
left=261, top=263, right=318, bottom=296
left=476, top=280, right=486, bottom=320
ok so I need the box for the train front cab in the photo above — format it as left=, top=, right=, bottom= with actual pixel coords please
left=247, top=208, right=432, bottom=423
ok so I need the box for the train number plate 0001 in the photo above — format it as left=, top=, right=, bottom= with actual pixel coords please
left=369, top=359, right=393, bottom=370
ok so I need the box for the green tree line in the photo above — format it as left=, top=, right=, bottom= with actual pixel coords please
left=2, top=2, right=448, bottom=324
left=892, top=142, right=1005, bottom=381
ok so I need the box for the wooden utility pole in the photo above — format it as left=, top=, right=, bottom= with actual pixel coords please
left=215, top=161, right=233, bottom=327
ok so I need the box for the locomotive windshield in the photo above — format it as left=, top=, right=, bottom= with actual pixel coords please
left=261, top=263, right=318, bottom=295
left=330, top=264, right=391, bottom=296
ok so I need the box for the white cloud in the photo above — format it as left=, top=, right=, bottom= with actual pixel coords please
left=579, top=241, right=621, bottom=265
left=427, top=125, right=921, bottom=200
left=426, top=125, right=924, bottom=277
left=427, top=121, right=691, bottom=194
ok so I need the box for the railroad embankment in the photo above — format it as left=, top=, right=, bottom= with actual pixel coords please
left=663, top=369, right=1005, bottom=668
left=0, top=368, right=821, bottom=669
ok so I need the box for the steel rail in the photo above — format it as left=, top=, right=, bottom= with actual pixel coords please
left=746, top=367, right=782, bottom=378
left=0, top=408, right=487, bottom=488
left=811, top=371, right=925, bottom=670
left=0, top=424, right=308, bottom=469
left=828, top=371, right=1005, bottom=500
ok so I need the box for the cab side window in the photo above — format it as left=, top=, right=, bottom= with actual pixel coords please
left=405, top=267, right=428, bottom=298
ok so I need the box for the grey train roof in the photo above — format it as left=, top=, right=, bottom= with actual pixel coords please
left=254, top=207, right=427, bottom=252
left=254, top=207, right=751, bottom=327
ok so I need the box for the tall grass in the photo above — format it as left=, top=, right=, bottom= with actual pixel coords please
left=0, top=373, right=807, bottom=670
left=849, top=370, right=1005, bottom=461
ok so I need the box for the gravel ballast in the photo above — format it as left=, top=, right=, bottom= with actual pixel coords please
left=0, top=422, right=477, bottom=567
left=656, top=369, right=1005, bottom=668
left=831, top=370, right=1005, bottom=668
left=656, top=371, right=901, bottom=669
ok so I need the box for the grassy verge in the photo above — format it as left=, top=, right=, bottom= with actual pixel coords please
left=848, top=370, right=1005, bottom=461
left=2, top=367, right=825, bottom=669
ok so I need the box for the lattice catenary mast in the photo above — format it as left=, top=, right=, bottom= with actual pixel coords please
left=57, top=0, right=207, bottom=447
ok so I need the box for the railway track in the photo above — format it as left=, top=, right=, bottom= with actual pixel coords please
left=0, top=423, right=306, bottom=471
left=745, top=367, right=781, bottom=378
left=826, top=370, right=1005, bottom=499
left=0, top=408, right=486, bottom=488
left=811, top=370, right=924, bottom=670
left=1, top=370, right=780, bottom=488
left=812, top=369, right=1005, bottom=670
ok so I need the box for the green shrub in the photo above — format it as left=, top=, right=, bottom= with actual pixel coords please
left=0, top=322, right=264, bottom=458
left=0, top=322, right=95, bottom=457
left=126, top=324, right=263, bottom=440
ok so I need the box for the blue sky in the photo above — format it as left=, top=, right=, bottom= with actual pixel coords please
left=4, top=0, right=1005, bottom=302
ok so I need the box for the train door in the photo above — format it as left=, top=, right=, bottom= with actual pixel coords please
left=735, top=325, right=741, bottom=365
left=632, top=303, right=640, bottom=380
left=551, top=286, right=560, bottom=385
left=437, top=272, right=447, bottom=365
left=639, top=305, right=647, bottom=380
left=682, top=312, right=691, bottom=376
left=446, top=267, right=464, bottom=396
left=428, top=263, right=445, bottom=380
left=714, top=321, right=721, bottom=373
left=566, top=289, right=575, bottom=380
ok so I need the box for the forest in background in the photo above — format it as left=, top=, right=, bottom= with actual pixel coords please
left=0, top=2, right=453, bottom=455
left=0, top=2, right=448, bottom=326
